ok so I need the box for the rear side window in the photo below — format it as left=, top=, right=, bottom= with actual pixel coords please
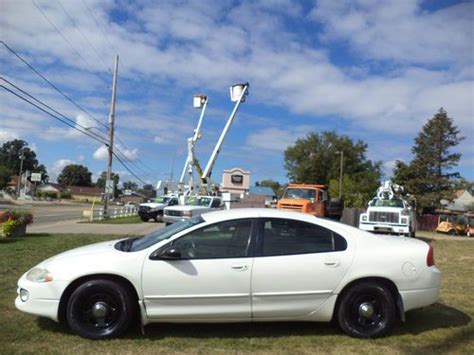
left=261, top=218, right=347, bottom=256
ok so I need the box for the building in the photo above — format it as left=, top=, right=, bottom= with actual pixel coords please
left=66, top=186, right=103, bottom=202
left=221, top=167, right=250, bottom=198
left=446, top=190, right=474, bottom=212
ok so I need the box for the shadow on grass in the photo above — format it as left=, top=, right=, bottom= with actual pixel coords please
left=0, top=233, right=52, bottom=244
left=35, top=302, right=470, bottom=340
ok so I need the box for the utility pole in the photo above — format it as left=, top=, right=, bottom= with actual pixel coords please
left=103, top=55, right=119, bottom=218
left=336, top=151, right=344, bottom=198
left=17, top=147, right=25, bottom=198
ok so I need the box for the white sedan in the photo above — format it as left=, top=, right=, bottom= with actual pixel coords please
left=15, top=208, right=440, bottom=339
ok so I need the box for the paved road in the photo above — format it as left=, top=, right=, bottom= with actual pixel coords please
left=1, top=203, right=86, bottom=225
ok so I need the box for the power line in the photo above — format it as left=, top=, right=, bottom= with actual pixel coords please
left=0, top=84, right=108, bottom=145
left=30, top=0, right=110, bottom=84
left=80, top=0, right=128, bottom=70
left=1, top=83, right=149, bottom=184
left=112, top=151, right=148, bottom=185
left=54, top=0, right=111, bottom=73
left=0, top=77, right=108, bottom=143
left=1, top=40, right=109, bottom=132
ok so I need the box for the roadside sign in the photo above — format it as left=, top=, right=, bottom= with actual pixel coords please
left=105, top=180, right=114, bottom=194
left=124, top=189, right=132, bottom=196
left=30, top=173, right=42, bottom=182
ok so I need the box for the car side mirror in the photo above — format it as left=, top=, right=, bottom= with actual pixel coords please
left=151, top=246, right=182, bottom=260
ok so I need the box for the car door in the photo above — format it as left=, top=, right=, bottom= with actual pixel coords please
left=251, top=218, right=353, bottom=318
left=142, top=218, right=255, bottom=320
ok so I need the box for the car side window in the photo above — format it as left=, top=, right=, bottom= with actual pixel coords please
left=261, top=218, right=347, bottom=256
left=211, top=199, right=222, bottom=208
left=171, top=219, right=253, bottom=259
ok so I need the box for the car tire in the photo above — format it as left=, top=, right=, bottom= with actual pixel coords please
left=139, top=215, right=149, bottom=222
left=66, top=279, right=135, bottom=339
left=337, top=282, right=396, bottom=338
left=449, top=229, right=456, bottom=236
left=154, top=212, right=163, bottom=223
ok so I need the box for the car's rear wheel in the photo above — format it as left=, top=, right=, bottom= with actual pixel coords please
left=139, top=215, right=149, bottom=222
left=154, top=211, right=163, bottom=222
left=337, top=282, right=396, bottom=338
left=66, top=279, right=134, bottom=339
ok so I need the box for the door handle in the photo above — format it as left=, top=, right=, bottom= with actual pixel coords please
left=231, top=265, right=249, bottom=271
left=324, top=261, right=340, bottom=267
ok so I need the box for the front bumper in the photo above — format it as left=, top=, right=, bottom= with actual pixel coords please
left=15, top=276, right=68, bottom=322
left=359, top=222, right=409, bottom=234
left=162, top=215, right=189, bottom=224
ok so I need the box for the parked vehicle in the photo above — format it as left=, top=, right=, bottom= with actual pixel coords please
left=436, top=212, right=467, bottom=236
left=138, top=195, right=179, bottom=222
left=359, top=181, right=416, bottom=237
left=276, top=184, right=343, bottom=220
left=466, top=212, right=474, bottom=237
left=15, top=208, right=440, bottom=339
left=163, top=195, right=222, bottom=225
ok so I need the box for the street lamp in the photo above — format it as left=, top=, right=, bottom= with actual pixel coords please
left=335, top=150, right=344, bottom=199
left=17, top=145, right=26, bottom=198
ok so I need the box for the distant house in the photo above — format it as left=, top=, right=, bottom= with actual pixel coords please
left=446, top=190, right=474, bottom=212
left=249, top=186, right=276, bottom=207
left=37, top=183, right=66, bottom=198
left=66, top=186, right=103, bottom=202
left=118, top=191, right=147, bottom=204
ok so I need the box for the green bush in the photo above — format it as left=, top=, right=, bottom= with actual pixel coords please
left=0, top=210, right=33, bottom=238
left=60, top=191, right=72, bottom=199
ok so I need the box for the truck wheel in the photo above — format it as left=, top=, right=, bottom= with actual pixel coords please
left=139, top=216, right=149, bottom=222
left=154, top=212, right=163, bottom=223
left=449, top=229, right=456, bottom=236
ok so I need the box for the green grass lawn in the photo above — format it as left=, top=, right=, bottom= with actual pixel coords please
left=82, top=215, right=143, bottom=224
left=1, top=234, right=473, bottom=354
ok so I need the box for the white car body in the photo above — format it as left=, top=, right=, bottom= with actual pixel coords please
left=163, top=196, right=222, bottom=224
left=15, top=208, right=440, bottom=339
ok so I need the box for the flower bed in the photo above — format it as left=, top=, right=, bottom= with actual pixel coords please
left=0, top=210, right=33, bottom=238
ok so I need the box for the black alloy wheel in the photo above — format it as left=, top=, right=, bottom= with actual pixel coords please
left=337, top=282, right=396, bottom=338
left=66, top=279, right=135, bottom=339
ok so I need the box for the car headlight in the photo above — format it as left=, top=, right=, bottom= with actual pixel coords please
left=361, top=215, right=367, bottom=221
left=401, top=210, right=409, bottom=216
left=401, top=217, right=408, bottom=224
left=26, top=267, right=53, bottom=283
left=183, top=211, right=193, bottom=217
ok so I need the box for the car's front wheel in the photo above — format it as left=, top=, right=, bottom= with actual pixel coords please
left=66, top=279, right=135, bottom=339
left=337, top=282, right=396, bottom=338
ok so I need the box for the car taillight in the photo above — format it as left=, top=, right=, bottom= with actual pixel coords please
left=427, top=245, right=435, bottom=266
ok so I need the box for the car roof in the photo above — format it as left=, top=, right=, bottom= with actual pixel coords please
left=201, top=208, right=353, bottom=233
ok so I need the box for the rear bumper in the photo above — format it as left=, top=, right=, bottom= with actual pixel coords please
left=400, top=266, right=441, bottom=312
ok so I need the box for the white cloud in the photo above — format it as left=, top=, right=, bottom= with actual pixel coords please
left=310, top=0, right=473, bottom=67
left=93, top=144, right=138, bottom=161
left=0, top=129, right=19, bottom=144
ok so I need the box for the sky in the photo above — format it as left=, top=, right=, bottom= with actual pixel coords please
left=1, top=0, right=473, bottom=188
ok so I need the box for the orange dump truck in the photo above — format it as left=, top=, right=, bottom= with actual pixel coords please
left=277, top=184, right=343, bottom=220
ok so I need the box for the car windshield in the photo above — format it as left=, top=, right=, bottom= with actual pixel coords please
left=154, top=196, right=170, bottom=203
left=369, top=198, right=404, bottom=208
left=118, top=216, right=204, bottom=252
left=186, top=196, right=212, bottom=206
left=283, top=188, right=316, bottom=200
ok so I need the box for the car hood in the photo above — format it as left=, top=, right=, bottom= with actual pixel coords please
left=38, top=239, right=122, bottom=267
left=140, top=203, right=166, bottom=208
left=167, top=205, right=211, bottom=211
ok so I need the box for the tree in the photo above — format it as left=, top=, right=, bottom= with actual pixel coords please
left=0, top=139, right=49, bottom=183
left=122, top=181, right=138, bottom=191
left=256, top=179, right=283, bottom=197
left=393, top=108, right=464, bottom=213
left=57, top=164, right=92, bottom=186
left=0, top=165, right=12, bottom=190
left=96, top=172, right=120, bottom=197
left=139, top=184, right=156, bottom=199
left=284, top=131, right=382, bottom=205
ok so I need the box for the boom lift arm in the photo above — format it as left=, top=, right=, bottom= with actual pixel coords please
left=201, top=83, right=249, bottom=190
